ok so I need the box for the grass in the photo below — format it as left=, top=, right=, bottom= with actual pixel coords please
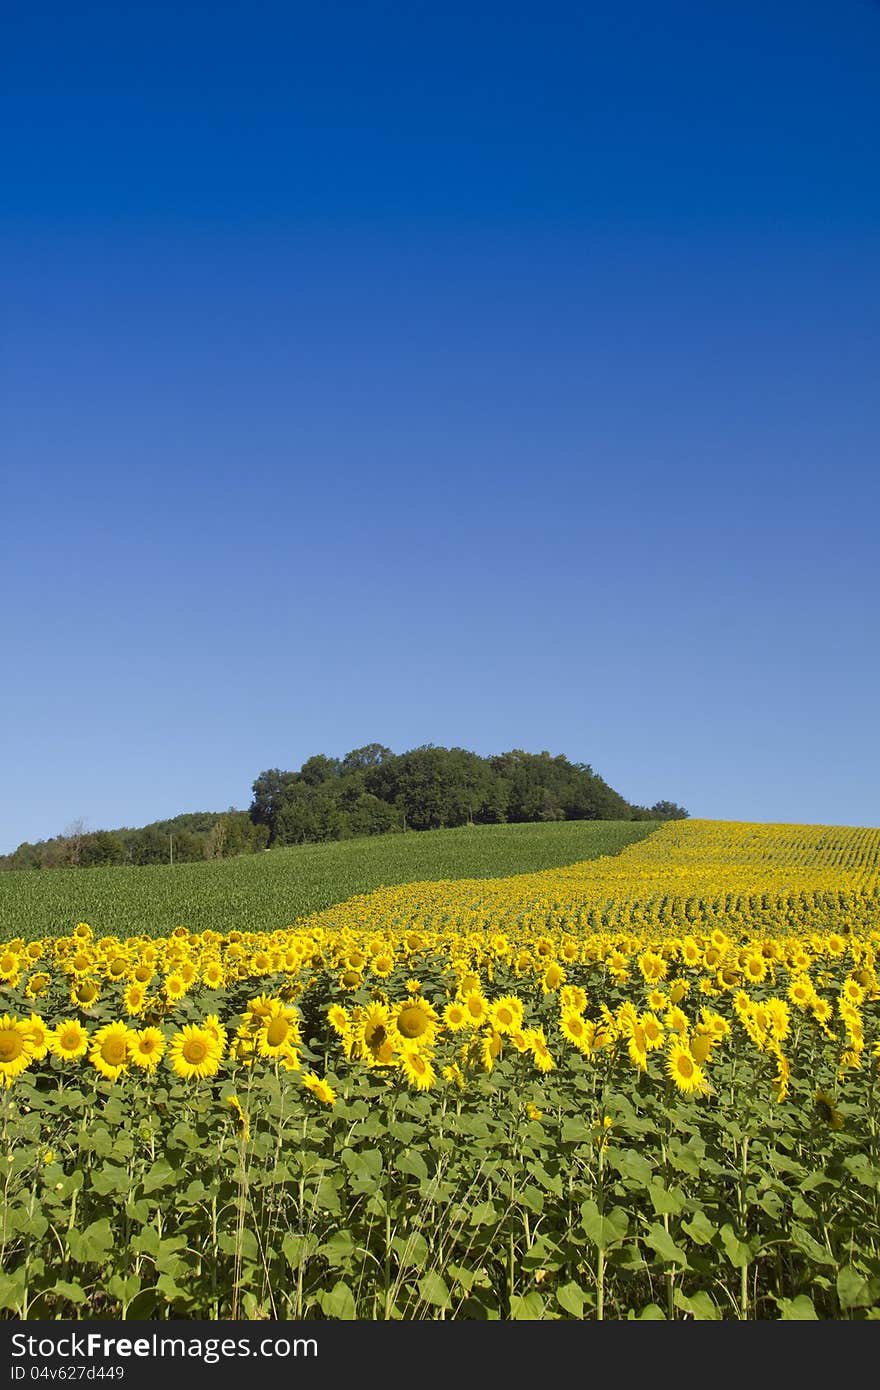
left=0, top=819, right=659, bottom=942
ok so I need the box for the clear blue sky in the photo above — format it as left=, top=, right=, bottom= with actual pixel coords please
left=3, top=0, right=879, bottom=854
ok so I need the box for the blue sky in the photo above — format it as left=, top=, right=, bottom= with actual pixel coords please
left=2, top=1, right=879, bottom=853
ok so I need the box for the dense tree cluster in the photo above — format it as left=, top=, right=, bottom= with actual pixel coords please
left=0, top=811, right=269, bottom=873
left=0, top=743, right=687, bottom=871
left=249, top=743, right=688, bottom=847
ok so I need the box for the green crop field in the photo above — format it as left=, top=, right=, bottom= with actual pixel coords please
left=0, top=820, right=657, bottom=943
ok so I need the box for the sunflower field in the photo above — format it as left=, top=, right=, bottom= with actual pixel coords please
left=1, top=819, right=879, bottom=1320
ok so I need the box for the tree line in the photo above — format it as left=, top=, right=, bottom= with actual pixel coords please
left=0, top=743, right=687, bottom=871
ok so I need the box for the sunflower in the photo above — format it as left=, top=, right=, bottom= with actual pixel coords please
left=50, top=1018, right=90, bottom=1061
left=541, top=962, right=566, bottom=993
left=392, top=998, right=438, bottom=1049
left=370, top=952, right=395, bottom=979
left=442, top=1062, right=466, bottom=1091
left=130, top=1027, right=166, bottom=1070
left=841, top=977, right=865, bottom=1007
left=742, top=954, right=768, bottom=985
left=462, top=991, right=488, bottom=1028
left=89, top=1022, right=132, bottom=1082
left=664, top=1005, right=690, bottom=1035
left=105, top=955, right=129, bottom=981
left=559, top=984, right=587, bottom=1014
left=687, top=1029, right=710, bottom=1063
left=71, top=978, right=101, bottom=1009
left=196, top=1014, right=225, bottom=1050
left=202, top=962, right=225, bottom=989
left=73, top=922, right=93, bottom=941
left=256, top=1007, right=301, bottom=1059
left=773, top=1052, right=790, bottom=1103
left=163, top=973, right=187, bottom=1003
left=23, top=1014, right=49, bottom=1061
left=168, top=1025, right=223, bottom=1080
left=123, top=982, right=148, bottom=1017
left=339, top=969, right=363, bottom=991
left=637, top=950, right=667, bottom=984
left=626, top=1022, right=649, bottom=1072
left=666, top=1041, right=709, bottom=1096
left=355, top=1003, right=395, bottom=1066
left=559, top=1009, right=592, bottom=1054
left=69, top=951, right=94, bottom=977
left=443, top=1000, right=469, bottom=1031
left=640, top=1012, right=665, bottom=1052
left=244, top=992, right=276, bottom=1021
left=25, top=972, right=51, bottom=1000
left=302, top=1071, right=337, bottom=1105
left=680, top=938, right=702, bottom=967
left=327, top=1003, right=350, bottom=1036
left=527, top=1028, right=555, bottom=1074
left=398, top=1051, right=436, bottom=1092
left=0, top=1015, right=35, bottom=1087
left=784, top=978, right=811, bottom=1011
left=225, top=1093, right=250, bottom=1138
left=480, top=1028, right=503, bottom=1072
left=814, top=1090, right=844, bottom=1130
left=488, top=995, right=525, bottom=1035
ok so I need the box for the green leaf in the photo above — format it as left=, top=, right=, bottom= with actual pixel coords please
left=49, top=1280, right=86, bottom=1306
left=560, top=1117, right=591, bottom=1144
left=318, top=1231, right=355, bottom=1267
left=314, top=1176, right=342, bottom=1214
left=396, top=1149, right=429, bottom=1182
left=0, top=1272, right=26, bottom=1312
left=91, top=1162, right=131, bottom=1196
left=68, top=1218, right=114, bottom=1264
left=790, top=1224, right=836, bottom=1266
left=142, top=1158, right=176, bottom=1193
left=580, top=1200, right=628, bottom=1248
left=681, top=1209, right=716, bottom=1245
left=649, top=1181, right=685, bottom=1216
left=391, top=1233, right=429, bottom=1269
left=509, top=1291, right=545, bottom=1319
left=776, top=1295, right=818, bottom=1319
left=557, top=1281, right=587, bottom=1317
left=418, top=1271, right=451, bottom=1308
left=643, top=1222, right=689, bottom=1268
left=469, top=1200, right=500, bottom=1226
left=282, top=1233, right=317, bottom=1269
left=612, top=1149, right=654, bottom=1185
left=320, top=1280, right=357, bottom=1319
left=674, top=1288, right=720, bottom=1319
left=637, top=1302, right=666, bottom=1319
left=719, top=1223, right=751, bottom=1270
left=837, top=1265, right=880, bottom=1311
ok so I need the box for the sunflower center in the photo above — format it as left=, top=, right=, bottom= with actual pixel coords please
left=101, top=1037, right=127, bottom=1066
left=0, top=1032, right=24, bottom=1062
left=266, top=1017, right=289, bottom=1047
left=183, top=1038, right=209, bottom=1064
left=677, top=1054, right=695, bottom=1078
left=397, top=1007, right=428, bottom=1038
left=78, top=983, right=98, bottom=1002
